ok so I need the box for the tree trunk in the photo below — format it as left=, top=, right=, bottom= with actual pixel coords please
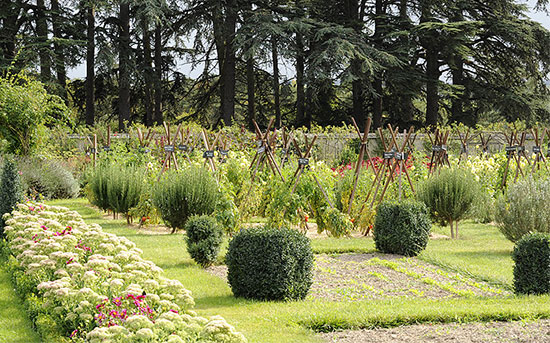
left=352, top=60, right=365, bottom=127
left=449, top=219, right=454, bottom=239
left=154, top=26, right=163, bottom=125
left=296, top=32, right=305, bottom=126
left=246, top=57, right=255, bottom=131
left=220, top=0, right=237, bottom=126
left=36, top=0, right=51, bottom=81
left=272, top=37, right=281, bottom=127
left=421, top=3, right=439, bottom=127
left=50, top=0, right=66, bottom=98
left=372, top=0, right=384, bottom=129
left=85, top=5, right=95, bottom=126
left=143, top=21, right=154, bottom=127
left=425, top=47, right=439, bottom=127
left=450, top=57, right=464, bottom=123
left=0, top=0, right=18, bottom=71
left=118, top=2, right=131, bottom=130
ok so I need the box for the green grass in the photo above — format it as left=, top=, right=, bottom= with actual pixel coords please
left=45, top=198, right=550, bottom=343
left=421, top=221, right=514, bottom=288
left=0, top=266, right=41, bottom=343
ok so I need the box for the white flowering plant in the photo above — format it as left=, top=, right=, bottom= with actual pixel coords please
left=2, top=202, right=246, bottom=343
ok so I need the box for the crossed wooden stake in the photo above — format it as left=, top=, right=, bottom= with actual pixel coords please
left=501, top=130, right=530, bottom=188
left=428, top=129, right=450, bottom=175
left=249, top=119, right=284, bottom=182
left=280, top=127, right=293, bottom=168
left=136, top=127, right=155, bottom=153
left=530, top=127, right=548, bottom=174
left=479, top=132, right=492, bottom=156
left=158, top=122, right=182, bottom=180
left=455, top=127, right=471, bottom=165
left=347, top=117, right=373, bottom=215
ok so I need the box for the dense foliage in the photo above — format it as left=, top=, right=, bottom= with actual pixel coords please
left=0, top=74, right=70, bottom=155
left=512, top=233, right=550, bottom=295
left=0, top=158, right=22, bottom=236
left=226, top=226, right=314, bottom=301
left=418, top=168, right=479, bottom=239
left=497, top=178, right=550, bottom=242
left=2, top=0, right=550, bottom=130
left=374, top=200, right=431, bottom=257
left=153, top=167, right=218, bottom=233
left=185, top=215, right=224, bottom=268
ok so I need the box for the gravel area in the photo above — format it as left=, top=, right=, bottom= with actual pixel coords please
left=320, top=320, right=550, bottom=343
left=204, top=253, right=507, bottom=301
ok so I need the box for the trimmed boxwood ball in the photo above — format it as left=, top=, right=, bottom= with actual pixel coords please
left=374, top=200, right=431, bottom=257
left=185, top=215, right=223, bottom=268
left=225, top=226, right=314, bottom=301
left=512, top=233, right=550, bottom=295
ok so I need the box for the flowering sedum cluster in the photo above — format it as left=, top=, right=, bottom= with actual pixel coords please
left=3, top=202, right=246, bottom=343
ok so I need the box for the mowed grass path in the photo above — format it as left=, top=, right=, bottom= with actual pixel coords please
left=0, top=267, right=40, bottom=343
left=48, top=199, right=550, bottom=342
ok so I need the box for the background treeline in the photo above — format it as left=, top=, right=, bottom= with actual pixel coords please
left=2, top=0, right=550, bottom=130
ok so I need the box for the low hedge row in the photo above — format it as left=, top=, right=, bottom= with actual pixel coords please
left=2, top=202, right=246, bottom=343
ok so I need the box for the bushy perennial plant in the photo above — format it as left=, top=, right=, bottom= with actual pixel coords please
left=2, top=202, right=246, bottom=343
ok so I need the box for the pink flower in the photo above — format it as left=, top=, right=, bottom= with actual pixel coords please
left=169, top=309, right=178, bottom=314
left=69, top=329, right=78, bottom=338
left=41, top=225, right=47, bottom=230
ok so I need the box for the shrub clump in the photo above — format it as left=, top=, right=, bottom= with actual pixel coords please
left=87, top=163, right=143, bottom=222
left=496, top=178, right=550, bottom=242
left=374, top=200, right=431, bottom=257
left=153, top=167, right=218, bottom=233
left=417, top=168, right=479, bottom=239
left=0, top=158, right=23, bottom=236
left=512, top=233, right=550, bottom=295
left=226, top=226, right=313, bottom=301
left=185, top=215, right=224, bottom=267
left=19, top=157, right=79, bottom=199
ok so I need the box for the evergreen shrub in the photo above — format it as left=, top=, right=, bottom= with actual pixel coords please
left=512, top=233, right=550, bottom=295
left=226, top=226, right=313, bottom=301
left=374, top=200, right=431, bottom=257
left=185, top=215, right=223, bottom=267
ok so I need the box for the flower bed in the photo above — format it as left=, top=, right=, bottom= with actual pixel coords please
left=2, top=202, right=246, bottom=343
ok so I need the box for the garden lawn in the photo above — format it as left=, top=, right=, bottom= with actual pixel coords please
left=0, top=266, right=40, bottom=343
left=48, top=199, right=549, bottom=343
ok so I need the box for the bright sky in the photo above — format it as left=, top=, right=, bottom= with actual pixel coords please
left=67, top=1, right=550, bottom=79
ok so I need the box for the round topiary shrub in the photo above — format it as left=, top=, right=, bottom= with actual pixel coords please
left=374, top=200, right=431, bottom=257
left=226, top=226, right=313, bottom=301
left=512, top=233, right=550, bottom=295
left=185, top=215, right=224, bottom=268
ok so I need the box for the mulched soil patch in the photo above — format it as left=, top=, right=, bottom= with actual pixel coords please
left=204, top=253, right=508, bottom=302
left=320, top=320, right=550, bottom=343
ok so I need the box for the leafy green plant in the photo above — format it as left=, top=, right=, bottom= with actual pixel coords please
left=374, top=200, right=431, bottom=257
left=185, top=215, right=224, bottom=268
left=512, top=233, right=550, bottom=295
left=0, top=158, right=23, bottom=236
left=153, top=167, right=218, bottom=233
left=226, top=226, right=314, bottom=301
left=0, top=73, right=70, bottom=155
left=496, top=178, right=550, bottom=242
left=417, top=168, right=479, bottom=239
